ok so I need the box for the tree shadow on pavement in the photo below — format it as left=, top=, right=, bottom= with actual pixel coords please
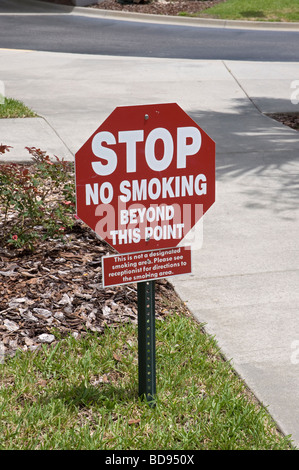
left=189, top=97, right=299, bottom=217
left=0, top=0, right=74, bottom=14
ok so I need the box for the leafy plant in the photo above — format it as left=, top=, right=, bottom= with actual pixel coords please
left=0, top=145, right=75, bottom=250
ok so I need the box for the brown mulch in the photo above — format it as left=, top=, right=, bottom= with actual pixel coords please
left=40, top=0, right=227, bottom=16
left=268, top=113, right=299, bottom=131
left=0, top=222, right=189, bottom=359
left=88, top=0, right=225, bottom=16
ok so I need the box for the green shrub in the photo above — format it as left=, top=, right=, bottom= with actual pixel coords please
left=0, top=145, right=75, bottom=251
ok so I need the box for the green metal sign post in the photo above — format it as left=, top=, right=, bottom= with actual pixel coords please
left=137, top=280, right=156, bottom=407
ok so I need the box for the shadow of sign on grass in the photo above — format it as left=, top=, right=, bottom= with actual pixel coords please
left=55, top=382, right=138, bottom=410
left=240, top=10, right=266, bottom=19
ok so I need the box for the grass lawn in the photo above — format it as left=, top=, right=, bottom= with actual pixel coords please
left=0, top=97, right=37, bottom=118
left=198, top=0, right=299, bottom=22
left=0, top=312, right=293, bottom=450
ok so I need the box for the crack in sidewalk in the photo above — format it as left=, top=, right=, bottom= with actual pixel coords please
left=222, top=60, right=263, bottom=113
left=40, top=115, right=74, bottom=157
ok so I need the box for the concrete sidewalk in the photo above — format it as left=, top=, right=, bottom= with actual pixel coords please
left=1, top=48, right=299, bottom=448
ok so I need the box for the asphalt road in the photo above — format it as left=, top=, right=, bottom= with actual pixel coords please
left=0, top=7, right=298, bottom=61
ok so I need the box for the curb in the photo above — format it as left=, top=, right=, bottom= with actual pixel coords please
left=7, top=0, right=299, bottom=32
left=72, top=7, right=299, bottom=31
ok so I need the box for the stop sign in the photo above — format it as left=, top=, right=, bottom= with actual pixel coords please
left=75, top=103, right=215, bottom=254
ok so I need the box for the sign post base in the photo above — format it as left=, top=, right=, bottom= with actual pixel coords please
left=137, top=280, right=156, bottom=407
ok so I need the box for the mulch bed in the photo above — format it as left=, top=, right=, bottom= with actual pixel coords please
left=0, top=222, right=188, bottom=359
left=267, top=113, right=299, bottom=131
left=87, top=0, right=225, bottom=16
left=40, top=0, right=227, bottom=16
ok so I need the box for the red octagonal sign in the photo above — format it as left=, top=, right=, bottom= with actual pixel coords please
left=75, top=103, right=215, bottom=254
